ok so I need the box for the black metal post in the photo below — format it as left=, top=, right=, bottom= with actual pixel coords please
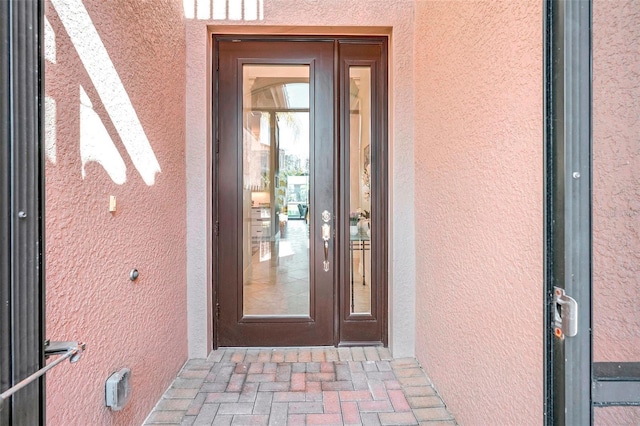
left=545, top=0, right=592, bottom=424
left=0, top=0, right=45, bottom=424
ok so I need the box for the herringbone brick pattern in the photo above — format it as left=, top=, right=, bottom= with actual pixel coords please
left=145, top=347, right=456, bottom=426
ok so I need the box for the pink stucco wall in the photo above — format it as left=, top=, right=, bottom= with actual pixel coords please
left=44, top=1, right=187, bottom=424
left=592, top=0, right=640, bottom=424
left=413, top=1, right=543, bottom=424
left=592, top=0, right=640, bottom=362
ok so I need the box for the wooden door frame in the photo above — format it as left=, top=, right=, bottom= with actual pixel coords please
left=214, top=37, right=336, bottom=347
left=211, top=35, right=389, bottom=348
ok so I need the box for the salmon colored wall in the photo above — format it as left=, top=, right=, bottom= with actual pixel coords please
left=592, top=0, right=640, bottom=424
left=44, top=1, right=187, bottom=424
left=592, top=0, right=640, bottom=362
left=413, top=1, right=543, bottom=424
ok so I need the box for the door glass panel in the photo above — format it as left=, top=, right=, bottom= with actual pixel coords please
left=592, top=0, right=640, bottom=421
left=348, top=66, right=372, bottom=315
left=241, top=64, right=311, bottom=317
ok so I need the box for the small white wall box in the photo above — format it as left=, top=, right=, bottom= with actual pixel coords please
left=105, top=368, right=132, bottom=411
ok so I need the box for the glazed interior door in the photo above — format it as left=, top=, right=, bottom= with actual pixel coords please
left=216, top=39, right=335, bottom=346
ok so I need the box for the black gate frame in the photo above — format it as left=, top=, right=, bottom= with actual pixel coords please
left=545, top=1, right=640, bottom=424
left=0, top=0, right=45, bottom=424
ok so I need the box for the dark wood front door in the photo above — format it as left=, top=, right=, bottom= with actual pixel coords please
left=214, top=37, right=388, bottom=347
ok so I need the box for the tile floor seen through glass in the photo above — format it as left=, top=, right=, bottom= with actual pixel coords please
left=244, top=220, right=372, bottom=316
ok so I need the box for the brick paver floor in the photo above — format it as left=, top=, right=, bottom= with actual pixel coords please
left=144, top=347, right=457, bottom=426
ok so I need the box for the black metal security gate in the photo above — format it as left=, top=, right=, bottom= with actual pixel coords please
left=0, top=1, right=45, bottom=424
left=545, top=1, right=640, bottom=424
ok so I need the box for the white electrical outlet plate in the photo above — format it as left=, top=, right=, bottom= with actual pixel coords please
left=105, top=368, right=131, bottom=411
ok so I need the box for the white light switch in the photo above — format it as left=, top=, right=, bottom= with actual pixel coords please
left=109, top=196, right=116, bottom=212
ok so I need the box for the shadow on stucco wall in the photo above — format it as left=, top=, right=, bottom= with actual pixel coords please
left=44, top=0, right=187, bottom=424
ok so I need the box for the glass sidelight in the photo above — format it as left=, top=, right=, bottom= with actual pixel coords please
left=348, top=66, right=372, bottom=315
left=339, top=40, right=387, bottom=344
left=241, top=65, right=311, bottom=317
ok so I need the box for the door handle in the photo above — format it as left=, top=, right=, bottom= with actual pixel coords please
left=321, top=210, right=331, bottom=272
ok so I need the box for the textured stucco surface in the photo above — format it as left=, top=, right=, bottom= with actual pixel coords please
left=45, top=1, right=187, bottom=424
left=592, top=1, right=640, bottom=424
left=592, top=0, right=640, bottom=361
left=413, top=1, right=543, bottom=424
left=185, top=0, right=417, bottom=357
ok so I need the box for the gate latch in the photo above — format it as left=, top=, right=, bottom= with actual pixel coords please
left=553, top=286, right=578, bottom=339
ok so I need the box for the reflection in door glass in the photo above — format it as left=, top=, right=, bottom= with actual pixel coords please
left=242, top=65, right=311, bottom=317
left=349, top=66, right=372, bottom=315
